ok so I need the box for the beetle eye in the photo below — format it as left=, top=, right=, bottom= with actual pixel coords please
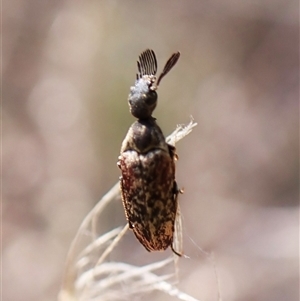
left=144, top=91, right=157, bottom=106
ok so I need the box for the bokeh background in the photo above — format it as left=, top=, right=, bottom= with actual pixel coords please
left=3, top=1, right=299, bottom=301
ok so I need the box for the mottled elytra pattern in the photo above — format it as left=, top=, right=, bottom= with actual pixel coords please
left=118, top=49, right=181, bottom=255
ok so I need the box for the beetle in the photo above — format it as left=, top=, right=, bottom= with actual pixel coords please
left=117, top=49, right=182, bottom=255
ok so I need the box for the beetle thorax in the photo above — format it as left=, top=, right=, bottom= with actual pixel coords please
left=121, top=119, right=168, bottom=154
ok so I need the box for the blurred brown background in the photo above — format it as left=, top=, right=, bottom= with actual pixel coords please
left=3, top=1, right=299, bottom=301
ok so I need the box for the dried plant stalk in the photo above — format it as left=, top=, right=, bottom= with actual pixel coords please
left=58, top=119, right=198, bottom=301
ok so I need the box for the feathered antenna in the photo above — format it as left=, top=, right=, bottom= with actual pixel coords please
left=157, top=52, right=180, bottom=86
left=136, top=49, right=180, bottom=87
left=137, top=49, right=157, bottom=78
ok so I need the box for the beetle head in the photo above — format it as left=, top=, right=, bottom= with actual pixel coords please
left=128, top=49, right=180, bottom=120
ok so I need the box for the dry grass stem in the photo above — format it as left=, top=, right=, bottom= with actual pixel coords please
left=58, top=118, right=198, bottom=301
